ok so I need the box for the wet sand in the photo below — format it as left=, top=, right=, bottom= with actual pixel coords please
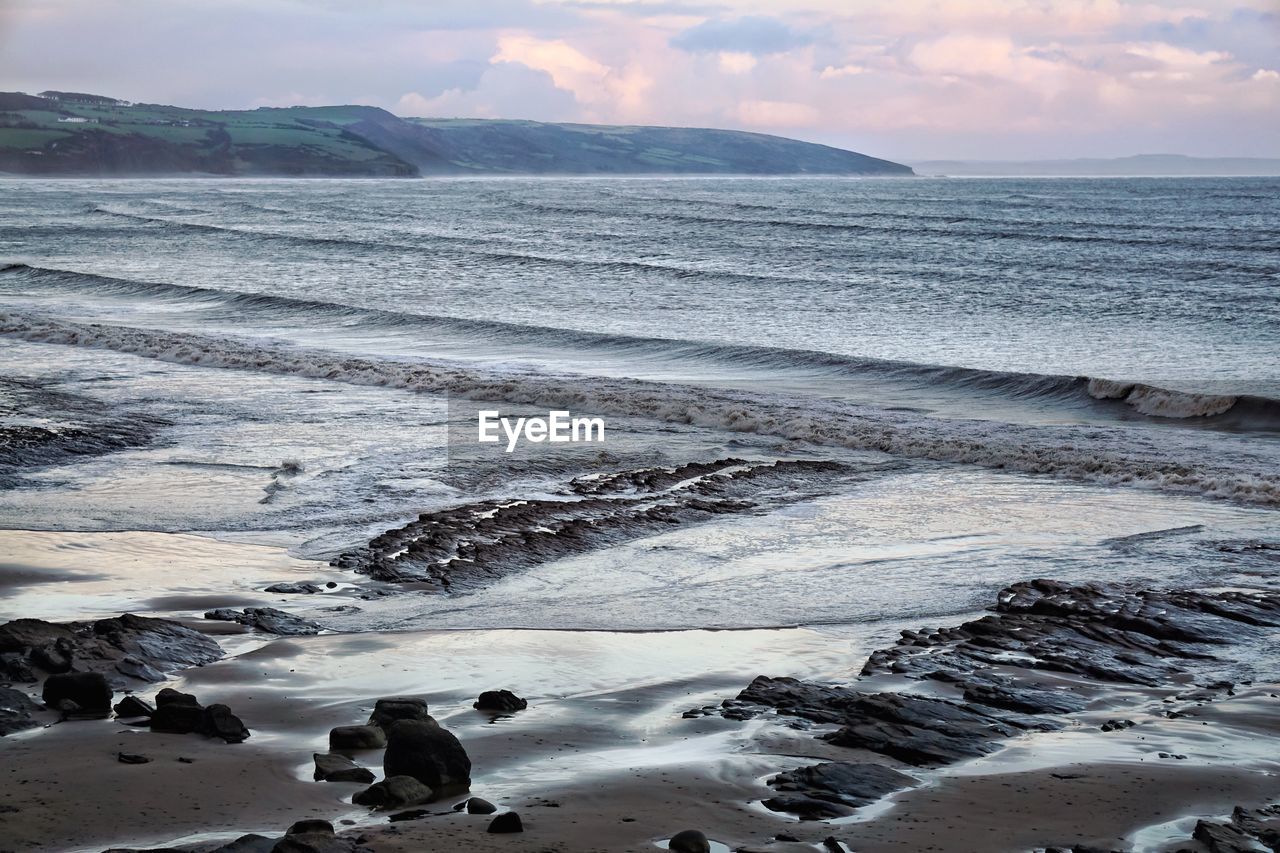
left=3, top=529, right=1280, bottom=853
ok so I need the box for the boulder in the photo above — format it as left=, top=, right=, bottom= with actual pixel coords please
left=313, top=752, right=375, bottom=784
left=207, top=835, right=277, bottom=853
left=466, top=796, right=497, bottom=814
left=487, top=812, right=523, bottom=834
left=0, top=686, right=41, bottom=736
left=352, top=775, right=434, bottom=809
left=668, top=829, right=710, bottom=853
left=382, top=718, right=471, bottom=797
left=42, top=671, right=112, bottom=717
left=156, top=688, right=201, bottom=707
left=329, top=724, right=385, bottom=750
left=113, top=695, right=156, bottom=718
left=201, top=704, right=250, bottom=743
left=474, top=689, right=527, bottom=713
left=367, top=697, right=431, bottom=729
left=150, top=691, right=205, bottom=734
left=272, top=819, right=349, bottom=853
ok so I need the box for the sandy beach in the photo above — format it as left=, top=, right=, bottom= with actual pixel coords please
left=4, top=525, right=1280, bottom=853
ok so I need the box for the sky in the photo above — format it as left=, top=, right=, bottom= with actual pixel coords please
left=1, top=0, right=1278, bottom=161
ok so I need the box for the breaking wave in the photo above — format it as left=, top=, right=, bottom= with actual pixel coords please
left=1, top=309, right=1276, bottom=506
left=4, top=261, right=1277, bottom=431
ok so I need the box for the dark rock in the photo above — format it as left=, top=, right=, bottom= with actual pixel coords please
left=474, top=689, right=527, bottom=713
left=265, top=582, right=322, bottom=594
left=960, top=676, right=1087, bottom=715
left=0, top=618, right=75, bottom=653
left=761, top=794, right=853, bottom=820
left=330, top=724, right=386, bottom=750
left=42, top=671, right=112, bottom=717
left=155, top=688, right=201, bottom=707
left=204, top=607, right=322, bottom=636
left=352, top=775, right=434, bottom=809
left=382, top=718, right=471, bottom=796
left=487, top=812, right=523, bottom=834
left=0, top=651, right=37, bottom=683
left=117, top=752, right=151, bottom=764
left=313, top=752, right=376, bottom=784
left=0, top=615, right=223, bottom=689
left=387, top=809, right=429, bottom=822
left=272, top=818, right=352, bottom=853
left=287, top=819, right=334, bottom=836
left=466, top=796, right=497, bottom=814
left=767, top=762, right=916, bottom=810
left=151, top=692, right=205, bottom=734
left=1229, top=805, right=1280, bottom=849
left=201, top=704, right=250, bottom=743
left=0, top=686, right=41, bottom=735
left=862, top=580, right=1280, bottom=689
left=207, top=835, right=277, bottom=853
left=1193, top=819, right=1254, bottom=852
left=30, top=639, right=73, bottom=673
left=367, top=697, right=431, bottom=729
left=1100, top=719, right=1136, bottom=732
left=822, top=838, right=846, bottom=853
left=668, top=829, right=710, bottom=853
left=113, top=695, right=155, bottom=718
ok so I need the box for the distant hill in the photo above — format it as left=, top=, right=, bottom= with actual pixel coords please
left=0, top=92, right=912, bottom=177
left=912, top=154, right=1280, bottom=177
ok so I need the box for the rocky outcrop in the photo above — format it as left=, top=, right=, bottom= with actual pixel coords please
left=332, top=459, right=853, bottom=589
left=382, top=719, right=471, bottom=797
left=764, top=762, right=917, bottom=819
left=0, top=614, right=222, bottom=689
left=703, top=580, right=1280, bottom=814
left=204, top=607, right=322, bottom=636
left=861, top=580, right=1280, bottom=689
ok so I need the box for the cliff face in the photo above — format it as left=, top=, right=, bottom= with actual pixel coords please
left=0, top=93, right=913, bottom=177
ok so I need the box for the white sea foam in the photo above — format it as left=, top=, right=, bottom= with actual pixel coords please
left=2, top=310, right=1276, bottom=506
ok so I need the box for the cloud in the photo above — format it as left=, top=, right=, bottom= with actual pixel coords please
left=0, top=0, right=1277, bottom=158
left=670, top=15, right=814, bottom=55
left=718, top=51, right=758, bottom=74
left=820, top=64, right=866, bottom=79
left=396, top=61, right=579, bottom=120
left=736, top=99, right=821, bottom=127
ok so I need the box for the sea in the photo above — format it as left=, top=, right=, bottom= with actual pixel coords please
left=1, top=175, right=1277, bottom=637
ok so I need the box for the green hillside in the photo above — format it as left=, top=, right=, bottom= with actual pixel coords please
left=0, top=92, right=912, bottom=177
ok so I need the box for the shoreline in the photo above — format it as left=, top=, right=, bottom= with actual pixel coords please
left=3, top=529, right=1280, bottom=852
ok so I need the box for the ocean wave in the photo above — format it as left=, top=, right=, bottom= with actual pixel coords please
left=1, top=310, right=1276, bottom=506
left=4, top=261, right=1278, bottom=431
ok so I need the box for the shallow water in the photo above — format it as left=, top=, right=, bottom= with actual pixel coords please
left=1, top=176, right=1277, bottom=632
